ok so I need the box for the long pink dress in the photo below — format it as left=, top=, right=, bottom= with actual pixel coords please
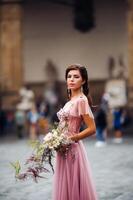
left=52, top=95, right=98, bottom=200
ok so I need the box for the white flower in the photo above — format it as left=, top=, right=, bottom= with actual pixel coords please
left=41, top=121, right=73, bottom=154
left=43, top=132, right=53, bottom=142
left=52, top=130, right=58, bottom=136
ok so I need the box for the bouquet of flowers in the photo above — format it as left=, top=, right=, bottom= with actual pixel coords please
left=11, top=122, right=73, bottom=182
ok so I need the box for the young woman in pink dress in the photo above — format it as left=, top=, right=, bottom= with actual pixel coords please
left=52, top=64, right=98, bottom=200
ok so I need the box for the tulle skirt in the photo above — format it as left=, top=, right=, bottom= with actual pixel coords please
left=52, top=141, right=98, bottom=200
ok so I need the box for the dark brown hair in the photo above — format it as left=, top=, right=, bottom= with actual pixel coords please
left=65, top=64, right=94, bottom=110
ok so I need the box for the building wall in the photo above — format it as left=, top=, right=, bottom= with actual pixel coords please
left=23, top=0, right=128, bottom=82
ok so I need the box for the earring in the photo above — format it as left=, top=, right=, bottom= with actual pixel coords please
left=67, top=88, right=71, bottom=98
left=81, top=86, right=83, bottom=93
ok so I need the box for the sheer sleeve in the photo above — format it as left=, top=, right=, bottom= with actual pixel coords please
left=77, top=97, right=94, bottom=118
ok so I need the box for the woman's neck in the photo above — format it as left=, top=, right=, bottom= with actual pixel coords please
left=71, top=90, right=83, bottom=99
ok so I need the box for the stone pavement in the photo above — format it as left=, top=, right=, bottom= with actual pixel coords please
left=0, top=136, right=133, bottom=200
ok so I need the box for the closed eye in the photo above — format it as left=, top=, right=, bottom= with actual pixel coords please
left=74, top=75, right=80, bottom=78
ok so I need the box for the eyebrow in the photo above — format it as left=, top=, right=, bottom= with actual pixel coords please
left=67, top=74, right=80, bottom=77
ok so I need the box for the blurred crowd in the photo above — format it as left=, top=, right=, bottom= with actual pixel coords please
left=0, top=86, right=132, bottom=146
left=0, top=85, right=61, bottom=140
left=94, top=93, right=132, bottom=147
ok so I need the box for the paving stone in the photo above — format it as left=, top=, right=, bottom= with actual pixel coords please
left=0, top=137, right=133, bottom=200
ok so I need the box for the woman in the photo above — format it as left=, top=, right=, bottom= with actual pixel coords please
left=53, top=64, right=98, bottom=200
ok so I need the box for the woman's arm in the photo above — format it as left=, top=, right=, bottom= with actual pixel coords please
left=69, top=114, right=96, bottom=141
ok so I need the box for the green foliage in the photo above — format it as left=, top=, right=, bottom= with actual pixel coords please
left=10, top=160, right=21, bottom=176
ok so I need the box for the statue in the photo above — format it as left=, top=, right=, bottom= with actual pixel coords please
left=16, top=85, right=35, bottom=111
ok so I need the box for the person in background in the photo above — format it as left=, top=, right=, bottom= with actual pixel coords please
left=27, top=104, right=40, bottom=140
left=14, top=109, right=26, bottom=139
left=0, top=107, right=6, bottom=137
left=113, top=107, right=123, bottom=143
left=95, top=102, right=107, bottom=147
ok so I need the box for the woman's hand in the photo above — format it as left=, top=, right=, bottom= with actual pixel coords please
left=68, top=135, right=79, bottom=142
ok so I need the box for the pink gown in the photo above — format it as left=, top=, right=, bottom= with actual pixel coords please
left=52, top=95, right=98, bottom=200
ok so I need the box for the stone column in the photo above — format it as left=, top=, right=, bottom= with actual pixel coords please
left=0, top=1, right=23, bottom=92
left=128, top=0, right=133, bottom=107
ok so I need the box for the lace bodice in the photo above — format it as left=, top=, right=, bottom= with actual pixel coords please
left=57, top=95, right=94, bottom=135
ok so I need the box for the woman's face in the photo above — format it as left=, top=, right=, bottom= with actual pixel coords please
left=67, top=69, right=84, bottom=91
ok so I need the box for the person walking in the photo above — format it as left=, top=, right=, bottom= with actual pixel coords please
left=113, top=107, right=123, bottom=143
left=95, top=100, right=108, bottom=147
